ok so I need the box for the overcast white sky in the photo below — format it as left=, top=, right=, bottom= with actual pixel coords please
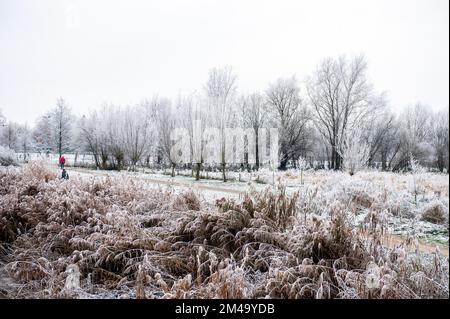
left=0, top=0, right=448, bottom=125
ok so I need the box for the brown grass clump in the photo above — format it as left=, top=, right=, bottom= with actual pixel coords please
left=420, top=201, right=448, bottom=225
left=351, top=190, right=374, bottom=209
left=172, top=190, right=201, bottom=211
left=0, top=164, right=448, bottom=299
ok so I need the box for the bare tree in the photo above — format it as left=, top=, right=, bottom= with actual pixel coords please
left=1, top=122, right=19, bottom=150
left=76, top=99, right=160, bottom=171
left=377, top=114, right=401, bottom=171
left=363, top=109, right=396, bottom=168
left=266, top=76, right=312, bottom=170
left=123, top=104, right=153, bottom=170
left=393, top=103, right=432, bottom=170
left=33, top=113, right=53, bottom=153
left=240, top=92, right=267, bottom=170
left=156, top=98, right=178, bottom=177
left=103, top=105, right=126, bottom=170
left=77, top=111, right=105, bottom=168
left=140, top=98, right=160, bottom=167
left=50, top=98, right=73, bottom=159
left=17, top=124, right=32, bottom=161
left=205, top=66, right=237, bottom=182
left=431, top=108, right=449, bottom=172
left=307, top=55, right=384, bottom=170
left=176, top=93, right=207, bottom=180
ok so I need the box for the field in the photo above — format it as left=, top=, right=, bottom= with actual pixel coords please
left=0, top=162, right=448, bottom=299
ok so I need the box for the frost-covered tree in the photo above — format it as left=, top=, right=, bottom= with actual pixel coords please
left=240, top=92, right=267, bottom=170
left=156, top=98, right=178, bottom=177
left=338, top=126, right=370, bottom=176
left=0, top=109, right=5, bottom=126
left=266, top=76, right=312, bottom=170
left=307, top=55, right=385, bottom=170
left=103, top=104, right=127, bottom=170
left=393, top=104, right=432, bottom=170
left=205, top=66, right=237, bottom=182
left=430, top=109, right=449, bottom=172
left=362, top=109, right=397, bottom=168
left=0, top=110, right=23, bottom=152
left=48, top=98, right=73, bottom=159
left=371, top=112, right=402, bottom=171
left=123, top=104, right=154, bottom=169
left=140, top=98, right=160, bottom=167
left=77, top=111, right=104, bottom=168
left=176, top=93, right=207, bottom=180
left=33, top=113, right=53, bottom=153
left=17, top=124, right=32, bottom=161
left=76, top=99, right=162, bottom=170
left=0, top=111, right=20, bottom=166
left=72, top=115, right=89, bottom=166
left=0, top=122, right=20, bottom=150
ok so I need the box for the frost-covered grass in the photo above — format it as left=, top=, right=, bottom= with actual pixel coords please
left=55, top=164, right=450, bottom=246
left=51, top=164, right=450, bottom=247
left=92, top=167, right=449, bottom=246
left=0, top=163, right=448, bottom=299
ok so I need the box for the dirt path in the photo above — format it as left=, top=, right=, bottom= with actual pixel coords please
left=68, top=167, right=244, bottom=195
left=63, top=166, right=450, bottom=257
left=382, top=233, right=449, bottom=257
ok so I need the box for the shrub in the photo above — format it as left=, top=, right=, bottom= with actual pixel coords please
left=0, top=146, right=17, bottom=166
left=421, top=201, right=448, bottom=224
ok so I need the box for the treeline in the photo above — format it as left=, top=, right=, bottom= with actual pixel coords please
left=0, top=55, right=448, bottom=178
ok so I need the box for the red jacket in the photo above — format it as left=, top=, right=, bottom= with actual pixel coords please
left=60, top=156, right=66, bottom=164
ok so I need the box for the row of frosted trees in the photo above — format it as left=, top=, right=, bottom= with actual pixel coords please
left=1, top=55, right=448, bottom=178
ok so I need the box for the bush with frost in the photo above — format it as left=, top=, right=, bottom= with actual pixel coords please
left=0, top=145, right=17, bottom=166
left=420, top=200, right=448, bottom=225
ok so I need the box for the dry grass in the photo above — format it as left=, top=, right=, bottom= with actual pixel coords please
left=0, top=162, right=448, bottom=299
left=420, top=201, right=448, bottom=225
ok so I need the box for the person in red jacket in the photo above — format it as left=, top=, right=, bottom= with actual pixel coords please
left=59, top=155, right=66, bottom=169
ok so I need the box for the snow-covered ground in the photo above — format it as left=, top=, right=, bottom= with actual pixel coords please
left=16, top=152, right=96, bottom=167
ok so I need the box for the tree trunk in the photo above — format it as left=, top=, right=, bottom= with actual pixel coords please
left=93, top=154, right=100, bottom=169
left=336, top=151, right=342, bottom=170
left=331, top=145, right=342, bottom=170
left=195, top=163, right=201, bottom=181
left=101, top=155, right=107, bottom=170
left=255, top=130, right=259, bottom=170
left=331, top=147, right=335, bottom=170
left=58, top=120, right=62, bottom=160
left=381, top=150, right=387, bottom=171
left=279, top=157, right=288, bottom=170
left=437, top=152, right=444, bottom=172
left=222, top=162, right=227, bottom=182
